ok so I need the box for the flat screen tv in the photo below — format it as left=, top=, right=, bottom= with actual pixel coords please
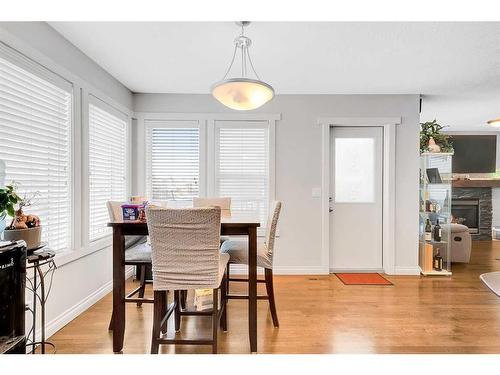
left=450, top=135, right=497, bottom=173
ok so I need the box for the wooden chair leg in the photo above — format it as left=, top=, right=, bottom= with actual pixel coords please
left=161, top=290, right=168, bottom=334
left=137, top=265, right=147, bottom=307
left=212, top=288, right=219, bottom=354
left=265, top=268, right=279, bottom=327
left=220, top=272, right=227, bottom=331
left=180, top=290, right=187, bottom=310
left=108, top=310, right=114, bottom=331
left=174, top=290, right=181, bottom=332
left=226, top=263, right=230, bottom=295
left=151, top=290, right=165, bottom=354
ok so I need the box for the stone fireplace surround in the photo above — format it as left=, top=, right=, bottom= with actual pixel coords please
left=452, top=187, right=492, bottom=240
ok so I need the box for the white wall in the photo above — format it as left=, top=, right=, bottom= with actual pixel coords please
left=0, top=22, right=134, bottom=341
left=133, top=94, right=421, bottom=274
left=0, top=22, right=132, bottom=109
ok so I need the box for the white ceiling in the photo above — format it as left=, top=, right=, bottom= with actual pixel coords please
left=49, top=22, right=500, bottom=130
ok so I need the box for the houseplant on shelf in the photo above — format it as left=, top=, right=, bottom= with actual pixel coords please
left=420, top=119, right=454, bottom=154
left=0, top=183, right=21, bottom=237
left=2, top=184, right=42, bottom=249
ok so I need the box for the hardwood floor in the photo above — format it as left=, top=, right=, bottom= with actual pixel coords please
left=48, top=241, right=500, bottom=354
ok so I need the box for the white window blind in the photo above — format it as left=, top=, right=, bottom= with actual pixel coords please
left=146, top=122, right=200, bottom=206
left=0, top=54, right=72, bottom=253
left=88, top=101, right=127, bottom=241
left=215, top=124, right=269, bottom=226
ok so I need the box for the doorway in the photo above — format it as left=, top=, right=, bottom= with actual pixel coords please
left=329, top=126, right=384, bottom=271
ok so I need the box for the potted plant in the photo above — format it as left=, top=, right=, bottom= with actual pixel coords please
left=420, top=119, right=454, bottom=154
left=2, top=185, right=42, bottom=250
left=0, top=183, right=21, bottom=236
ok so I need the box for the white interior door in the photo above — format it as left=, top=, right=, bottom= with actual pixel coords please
left=329, top=126, right=383, bottom=271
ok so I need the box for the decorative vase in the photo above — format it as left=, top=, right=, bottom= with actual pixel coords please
left=3, top=226, right=42, bottom=249
left=427, top=137, right=441, bottom=153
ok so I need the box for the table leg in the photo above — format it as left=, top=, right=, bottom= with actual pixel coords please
left=248, top=226, right=258, bottom=353
left=112, top=227, right=125, bottom=353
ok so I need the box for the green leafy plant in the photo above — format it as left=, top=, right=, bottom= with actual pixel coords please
left=420, top=119, right=454, bottom=153
left=0, top=183, right=21, bottom=218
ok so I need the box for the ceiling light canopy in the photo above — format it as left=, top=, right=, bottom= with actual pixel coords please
left=211, top=22, right=274, bottom=111
left=487, top=118, right=500, bottom=127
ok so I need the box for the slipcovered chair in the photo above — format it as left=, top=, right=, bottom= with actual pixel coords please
left=106, top=201, right=152, bottom=330
left=193, top=197, right=232, bottom=218
left=183, top=197, right=231, bottom=308
left=146, top=206, right=229, bottom=354
left=220, top=201, right=282, bottom=327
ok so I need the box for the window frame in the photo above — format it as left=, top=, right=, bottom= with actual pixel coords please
left=140, top=113, right=278, bottom=235
left=0, top=42, right=75, bottom=254
left=144, top=119, right=207, bottom=203
left=85, top=95, right=130, bottom=245
left=0, top=41, right=134, bottom=266
left=210, top=120, right=271, bottom=232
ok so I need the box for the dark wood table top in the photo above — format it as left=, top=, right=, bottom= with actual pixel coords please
left=108, top=217, right=260, bottom=228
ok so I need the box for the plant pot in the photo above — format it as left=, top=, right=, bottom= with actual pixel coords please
left=3, top=226, right=42, bottom=250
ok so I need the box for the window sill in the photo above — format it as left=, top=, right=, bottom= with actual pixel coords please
left=54, top=237, right=112, bottom=267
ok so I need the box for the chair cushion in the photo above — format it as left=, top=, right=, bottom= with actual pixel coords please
left=125, top=235, right=147, bottom=250
left=220, top=239, right=272, bottom=269
left=125, top=242, right=152, bottom=263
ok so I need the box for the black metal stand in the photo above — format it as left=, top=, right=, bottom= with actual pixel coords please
left=25, top=251, right=57, bottom=354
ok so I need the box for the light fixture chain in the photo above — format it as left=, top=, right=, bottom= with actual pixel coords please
left=242, top=46, right=247, bottom=77
left=246, top=48, right=261, bottom=81
left=221, top=44, right=238, bottom=80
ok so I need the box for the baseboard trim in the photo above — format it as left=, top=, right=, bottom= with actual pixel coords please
left=229, top=264, right=329, bottom=275
left=41, top=266, right=134, bottom=341
left=330, top=268, right=385, bottom=273
left=392, top=266, right=421, bottom=275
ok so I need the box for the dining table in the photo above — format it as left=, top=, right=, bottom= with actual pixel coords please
left=107, top=216, right=260, bottom=353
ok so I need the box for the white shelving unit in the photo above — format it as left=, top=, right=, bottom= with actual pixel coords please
left=419, top=152, right=453, bottom=276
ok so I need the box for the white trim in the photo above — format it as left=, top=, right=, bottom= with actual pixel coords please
left=330, top=268, right=385, bottom=273
left=393, top=266, right=421, bottom=275
left=37, top=266, right=134, bottom=343
left=317, top=117, right=401, bottom=127
left=319, top=117, right=401, bottom=275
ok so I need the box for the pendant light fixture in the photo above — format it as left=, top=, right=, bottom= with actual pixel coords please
left=487, top=118, right=500, bottom=127
left=211, top=21, right=274, bottom=111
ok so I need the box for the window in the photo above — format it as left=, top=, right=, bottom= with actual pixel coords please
left=146, top=121, right=200, bottom=206
left=215, top=122, right=269, bottom=226
left=144, top=117, right=275, bottom=230
left=334, top=138, right=375, bottom=203
left=0, top=54, right=72, bottom=253
left=88, top=99, right=127, bottom=241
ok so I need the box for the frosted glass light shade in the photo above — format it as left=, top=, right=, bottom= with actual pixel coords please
left=211, top=78, right=274, bottom=111
left=487, top=118, right=500, bottom=127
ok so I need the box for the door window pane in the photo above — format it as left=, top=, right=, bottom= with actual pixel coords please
left=334, top=138, right=375, bottom=203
